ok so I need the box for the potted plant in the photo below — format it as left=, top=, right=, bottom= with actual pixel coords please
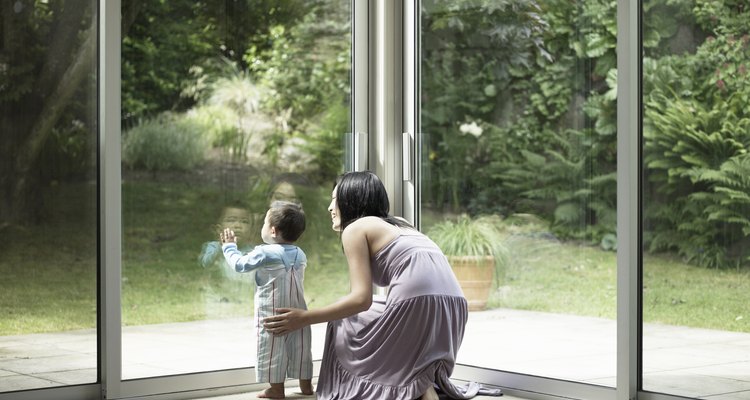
left=426, top=214, right=508, bottom=311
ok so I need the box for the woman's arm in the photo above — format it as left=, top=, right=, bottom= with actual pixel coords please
left=264, top=220, right=374, bottom=334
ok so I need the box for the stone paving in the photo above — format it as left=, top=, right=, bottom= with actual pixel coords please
left=1, top=309, right=749, bottom=399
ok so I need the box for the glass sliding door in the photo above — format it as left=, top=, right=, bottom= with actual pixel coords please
left=641, top=0, right=750, bottom=398
left=0, top=0, right=99, bottom=393
left=120, top=0, right=352, bottom=379
left=418, top=0, right=617, bottom=386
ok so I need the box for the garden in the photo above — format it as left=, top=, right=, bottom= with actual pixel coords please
left=0, top=0, right=748, bottom=336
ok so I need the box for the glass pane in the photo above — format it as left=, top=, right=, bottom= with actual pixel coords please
left=0, top=0, right=98, bottom=392
left=121, top=1, right=351, bottom=379
left=641, top=1, right=750, bottom=398
left=419, top=0, right=617, bottom=385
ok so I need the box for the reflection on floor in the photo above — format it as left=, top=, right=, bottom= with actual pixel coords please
left=1, top=308, right=749, bottom=399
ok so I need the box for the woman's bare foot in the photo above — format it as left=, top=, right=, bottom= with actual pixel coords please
left=257, top=384, right=285, bottom=399
left=298, top=379, right=314, bottom=395
left=420, top=384, right=439, bottom=400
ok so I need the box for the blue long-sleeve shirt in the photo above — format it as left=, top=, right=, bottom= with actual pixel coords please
left=222, top=243, right=309, bottom=318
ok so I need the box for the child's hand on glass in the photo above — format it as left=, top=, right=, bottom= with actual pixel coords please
left=219, top=228, right=238, bottom=244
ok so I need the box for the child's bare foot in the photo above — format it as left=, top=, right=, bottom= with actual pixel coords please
left=420, top=385, right=439, bottom=400
left=298, top=379, right=314, bottom=395
left=257, top=385, right=285, bottom=399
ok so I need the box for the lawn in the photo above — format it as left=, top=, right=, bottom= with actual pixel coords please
left=489, top=233, right=750, bottom=332
left=118, top=178, right=351, bottom=326
left=0, top=180, right=748, bottom=335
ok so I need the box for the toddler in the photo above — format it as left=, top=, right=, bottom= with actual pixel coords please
left=220, top=200, right=313, bottom=399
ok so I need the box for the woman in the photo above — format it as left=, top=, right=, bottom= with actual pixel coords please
left=263, top=171, right=497, bottom=399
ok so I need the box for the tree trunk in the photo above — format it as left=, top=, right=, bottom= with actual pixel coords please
left=1, top=2, right=92, bottom=225
left=0, top=0, right=144, bottom=227
left=12, top=24, right=95, bottom=213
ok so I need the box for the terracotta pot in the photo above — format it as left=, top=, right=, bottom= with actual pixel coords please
left=448, top=255, right=494, bottom=311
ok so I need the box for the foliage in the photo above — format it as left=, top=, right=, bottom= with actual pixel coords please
left=0, top=1, right=52, bottom=103
left=245, top=8, right=351, bottom=127
left=245, top=18, right=351, bottom=126
left=299, top=102, right=349, bottom=184
left=121, top=1, right=220, bottom=123
left=185, top=104, right=245, bottom=158
left=421, top=0, right=549, bottom=211
left=39, top=119, right=97, bottom=181
left=6, top=0, right=750, bottom=270
left=424, top=120, right=512, bottom=212
left=420, top=0, right=624, bottom=248
left=201, top=67, right=274, bottom=162
left=420, top=0, right=750, bottom=268
left=642, top=0, right=750, bottom=268
left=244, top=0, right=351, bottom=178
left=122, top=113, right=207, bottom=172
left=121, top=0, right=310, bottom=126
left=427, top=214, right=511, bottom=286
left=496, top=0, right=624, bottom=245
left=1, top=1, right=96, bottom=223
left=497, top=129, right=617, bottom=245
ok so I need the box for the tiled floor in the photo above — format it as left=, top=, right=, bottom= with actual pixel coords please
left=1, top=308, right=749, bottom=399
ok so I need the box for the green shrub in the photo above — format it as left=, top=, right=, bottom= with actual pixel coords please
left=185, top=104, right=241, bottom=149
left=642, top=1, right=750, bottom=268
left=123, top=113, right=207, bottom=171
left=495, top=128, right=617, bottom=245
left=420, top=0, right=548, bottom=211
left=300, top=102, right=348, bottom=184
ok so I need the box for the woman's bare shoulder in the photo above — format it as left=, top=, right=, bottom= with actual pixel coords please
left=354, top=215, right=388, bottom=225
left=345, top=217, right=401, bottom=253
left=349, top=216, right=404, bottom=231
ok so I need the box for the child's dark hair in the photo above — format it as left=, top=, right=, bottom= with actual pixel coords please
left=267, top=200, right=306, bottom=242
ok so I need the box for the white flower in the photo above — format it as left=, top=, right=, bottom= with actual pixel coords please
left=459, top=121, right=483, bottom=138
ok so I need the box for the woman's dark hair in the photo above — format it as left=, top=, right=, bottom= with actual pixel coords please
left=335, top=171, right=413, bottom=231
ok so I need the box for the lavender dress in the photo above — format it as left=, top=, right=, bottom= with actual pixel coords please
left=316, top=231, right=490, bottom=400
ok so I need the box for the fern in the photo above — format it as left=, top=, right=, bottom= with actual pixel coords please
left=497, top=128, right=616, bottom=244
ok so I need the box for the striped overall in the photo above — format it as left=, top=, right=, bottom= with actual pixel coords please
left=223, top=243, right=313, bottom=383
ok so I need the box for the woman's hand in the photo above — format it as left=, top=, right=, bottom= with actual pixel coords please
left=263, top=308, right=308, bottom=335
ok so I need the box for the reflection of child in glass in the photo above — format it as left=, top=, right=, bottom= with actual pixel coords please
left=199, top=205, right=254, bottom=271
left=220, top=201, right=313, bottom=399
